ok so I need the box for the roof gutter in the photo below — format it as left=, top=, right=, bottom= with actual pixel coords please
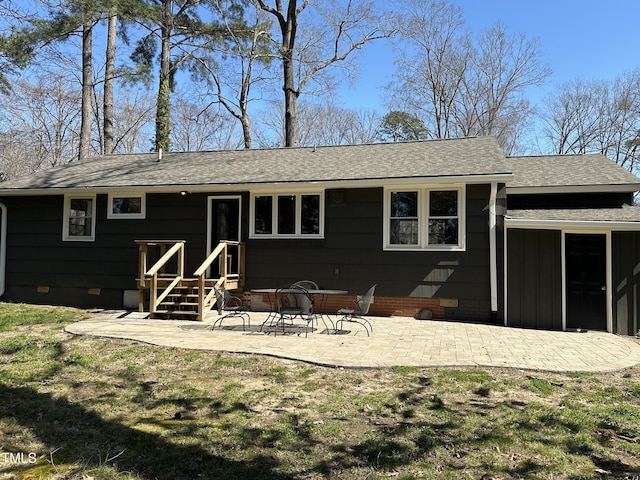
left=489, top=182, right=498, bottom=315
left=505, top=216, right=640, bottom=231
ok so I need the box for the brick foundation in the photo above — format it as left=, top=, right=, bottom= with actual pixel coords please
left=246, top=292, right=447, bottom=319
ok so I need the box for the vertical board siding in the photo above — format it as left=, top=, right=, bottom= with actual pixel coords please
left=507, top=229, right=563, bottom=330
left=612, top=232, right=640, bottom=336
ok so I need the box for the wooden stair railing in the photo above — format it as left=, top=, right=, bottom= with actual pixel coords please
left=193, top=240, right=243, bottom=321
left=136, top=240, right=186, bottom=317
left=136, top=240, right=245, bottom=321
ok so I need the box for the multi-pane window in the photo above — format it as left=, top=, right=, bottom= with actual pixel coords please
left=63, top=195, right=96, bottom=241
left=428, top=190, right=459, bottom=245
left=252, top=192, right=323, bottom=238
left=390, top=192, right=419, bottom=245
left=386, top=187, right=464, bottom=250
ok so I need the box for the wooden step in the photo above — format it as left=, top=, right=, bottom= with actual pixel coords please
left=150, top=309, right=200, bottom=320
left=148, top=277, right=240, bottom=321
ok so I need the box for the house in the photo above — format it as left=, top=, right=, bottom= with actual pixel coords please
left=0, top=136, right=638, bottom=335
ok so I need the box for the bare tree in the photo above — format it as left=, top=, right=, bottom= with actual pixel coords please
left=254, top=99, right=379, bottom=147
left=0, top=73, right=81, bottom=174
left=459, top=21, right=549, bottom=147
left=255, top=0, right=393, bottom=147
left=110, top=87, right=156, bottom=153
left=389, top=0, right=469, bottom=139
left=388, top=0, right=549, bottom=154
left=194, top=3, right=274, bottom=148
left=541, top=71, right=640, bottom=173
left=171, top=95, right=240, bottom=151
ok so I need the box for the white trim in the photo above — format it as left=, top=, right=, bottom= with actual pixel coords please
left=207, top=195, right=242, bottom=277
left=62, top=194, right=96, bottom=242
left=505, top=217, right=640, bottom=231
left=249, top=191, right=324, bottom=239
left=383, top=185, right=466, bottom=251
left=107, top=192, right=146, bottom=219
left=503, top=223, right=509, bottom=326
left=489, top=182, right=498, bottom=313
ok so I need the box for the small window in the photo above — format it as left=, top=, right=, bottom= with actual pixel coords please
left=254, top=195, right=273, bottom=235
left=63, top=195, right=96, bottom=241
left=108, top=193, right=146, bottom=219
left=251, top=192, right=323, bottom=238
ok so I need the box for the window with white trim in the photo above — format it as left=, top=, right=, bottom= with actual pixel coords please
left=385, top=187, right=464, bottom=250
left=63, top=195, right=96, bottom=241
left=108, top=193, right=146, bottom=219
left=251, top=192, right=323, bottom=238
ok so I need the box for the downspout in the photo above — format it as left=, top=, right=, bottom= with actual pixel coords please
left=489, top=182, right=498, bottom=320
left=0, top=203, right=6, bottom=296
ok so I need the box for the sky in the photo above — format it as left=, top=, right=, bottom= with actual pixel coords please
left=337, top=0, right=640, bottom=113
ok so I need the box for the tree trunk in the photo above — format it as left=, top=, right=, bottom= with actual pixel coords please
left=155, top=0, right=172, bottom=152
left=78, top=18, right=93, bottom=161
left=282, top=0, right=298, bottom=147
left=103, top=9, right=117, bottom=154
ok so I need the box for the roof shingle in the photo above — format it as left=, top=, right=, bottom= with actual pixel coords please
left=505, top=154, right=640, bottom=189
left=0, top=137, right=509, bottom=192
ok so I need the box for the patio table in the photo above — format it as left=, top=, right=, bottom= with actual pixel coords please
left=251, top=288, right=347, bottom=335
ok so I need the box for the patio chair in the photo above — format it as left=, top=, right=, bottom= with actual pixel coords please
left=291, top=280, right=334, bottom=332
left=262, top=284, right=314, bottom=336
left=292, top=280, right=319, bottom=290
left=336, top=284, right=376, bottom=336
left=210, top=285, right=250, bottom=331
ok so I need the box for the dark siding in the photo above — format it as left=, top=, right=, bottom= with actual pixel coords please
left=612, top=232, right=640, bottom=336
left=508, top=192, right=633, bottom=210
left=1, top=192, right=232, bottom=309
left=245, top=184, right=494, bottom=322
left=507, top=229, right=563, bottom=330
left=2, top=185, right=493, bottom=320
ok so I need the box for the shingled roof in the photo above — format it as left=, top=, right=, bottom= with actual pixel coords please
left=0, top=136, right=510, bottom=194
left=506, top=205, right=640, bottom=229
left=505, top=154, right=640, bottom=191
left=2, top=137, right=639, bottom=195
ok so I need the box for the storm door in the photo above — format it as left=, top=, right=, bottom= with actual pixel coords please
left=208, top=196, right=241, bottom=276
left=565, top=233, right=607, bottom=331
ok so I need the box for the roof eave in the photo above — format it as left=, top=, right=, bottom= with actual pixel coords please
left=505, top=217, right=640, bottom=231
left=0, top=173, right=514, bottom=196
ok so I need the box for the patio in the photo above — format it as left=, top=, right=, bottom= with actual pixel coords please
left=65, top=310, right=640, bottom=373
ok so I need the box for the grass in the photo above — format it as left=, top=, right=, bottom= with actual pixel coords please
left=0, top=304, right=639, bottom=479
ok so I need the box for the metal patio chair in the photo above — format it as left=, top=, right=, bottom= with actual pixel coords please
left=210, top=285, right=251, bottom=331
left=261, top=284, right=314, bottom=336
left=336, top=284, right=376, bottom=336
left=292, top=280, right=319, bottom=290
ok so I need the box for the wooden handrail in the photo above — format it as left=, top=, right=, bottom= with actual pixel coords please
left=136, top=240, right=185, bottom=315
left=147, top=242, right=185, bottom=276
left=194, top=240, right=243, bottom=321
left=136, top=239, right=244, bottom=321
left=193, top=241, right=231, bottom=277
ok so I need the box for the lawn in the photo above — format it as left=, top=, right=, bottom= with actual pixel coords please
left=1, top=303, right=639, bottom=479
